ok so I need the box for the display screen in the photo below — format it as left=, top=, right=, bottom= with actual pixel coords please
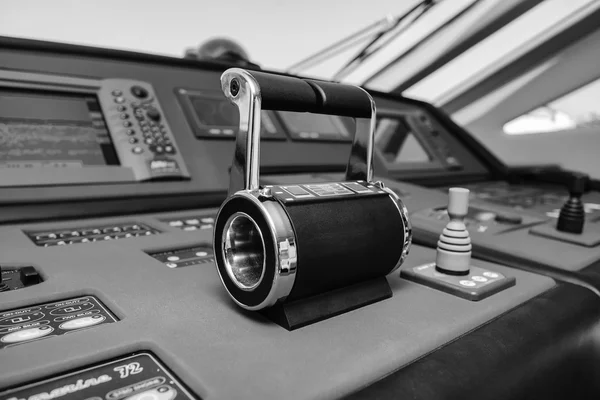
left=277, top=111, right=352, bottom=141
left=0, top=89, right=119, bottom=168
left=374, top=117, right=432, bottom=163
left=188, top=94, right=280, bottom=138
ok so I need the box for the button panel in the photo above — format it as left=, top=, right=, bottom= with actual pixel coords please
left=162, top=215, right=215, bottom=231
left=401, top=262, right=516, bottom=301
left=26, top=223, right=161, bottom=247
left=98, top=79, right=190, bottom=181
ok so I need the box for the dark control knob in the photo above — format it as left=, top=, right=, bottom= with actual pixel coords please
left=557, top=173, right=588, bottom=234
left=19, top=266, right=41, bottom=286
left=146, top=107, right=161, bottom=122
left=131, top=85, right=149, bottom=99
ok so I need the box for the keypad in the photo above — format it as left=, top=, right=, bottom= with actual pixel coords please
left=27, top=223, right=160, bottom=247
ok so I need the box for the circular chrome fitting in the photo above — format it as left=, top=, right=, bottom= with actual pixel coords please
left=214, top=193, right=298, bottom=310
left=222, top=212, right=266, bottom=291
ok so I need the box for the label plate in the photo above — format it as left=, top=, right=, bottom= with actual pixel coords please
left=0, top=352, right=199, bottom=399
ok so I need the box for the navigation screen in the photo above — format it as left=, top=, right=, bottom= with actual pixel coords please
left=188, top=93, right=281, bottom=138
left=0, top=89, right=119, bottom=168
left=375, top=117, right=432, bottom=164
left=277, top=111, right=352, bottom=141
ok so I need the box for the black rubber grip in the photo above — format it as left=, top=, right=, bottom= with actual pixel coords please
left=245, top=70, right=372, bottom=118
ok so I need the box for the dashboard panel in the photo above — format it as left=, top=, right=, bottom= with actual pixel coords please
left=1, top=37, right=600, bottom=400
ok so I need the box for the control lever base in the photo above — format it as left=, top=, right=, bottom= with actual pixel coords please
left=261, top=277, right=392, bottom=331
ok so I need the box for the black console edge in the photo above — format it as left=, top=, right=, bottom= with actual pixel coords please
left=345, top=282, right=600, bottom=399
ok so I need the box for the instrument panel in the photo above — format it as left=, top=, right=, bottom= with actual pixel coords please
left=1, top=36, right=600, bottom=400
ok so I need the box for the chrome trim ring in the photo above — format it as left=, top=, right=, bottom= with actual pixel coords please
left=222, top=212, right=266, bottom=291
left=381, top=184, right=413, bottom=273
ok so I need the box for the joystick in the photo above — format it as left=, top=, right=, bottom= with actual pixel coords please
left=556, top=173, right=588, bottom=234
left=401, top=187, right=515, bottom=301
left=436, top=188, right=472, bottom=275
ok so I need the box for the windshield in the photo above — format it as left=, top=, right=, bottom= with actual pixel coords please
left=2, top=0, right=600, bottom=179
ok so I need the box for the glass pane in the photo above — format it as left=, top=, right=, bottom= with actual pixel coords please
left=396, top=0, right=596, bottom=102
left=503, top=77, right=600, bottom=135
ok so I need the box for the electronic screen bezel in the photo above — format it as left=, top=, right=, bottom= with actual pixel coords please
left=0, top=69, right=136, bottom=187
left=175, top=87, right=287, bottom=140
left=0, top=86, right=121, bottom=168
left=274, top=111, right=354, bottom=143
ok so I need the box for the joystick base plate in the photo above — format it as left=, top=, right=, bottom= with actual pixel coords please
left=401, top=263, right=516, bottom=301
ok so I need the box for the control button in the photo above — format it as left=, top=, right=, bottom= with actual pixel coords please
left=154, top=146, right=164, bottom=154
left=132, top=147, right=143, bottom=154
left=128, top=137, right=138, bottom=144
left=167, top=256, right=180, bottom=262
left=102, top=227, right=122, bottom=234
left=112, top=90, right=123, bottom=96
left=114, top=97, right=125, bottom=104
left=35, top=233, right=57, bottom=241
left=185, top=219, right=200, bottom=225
left=1, top=326, right=53, bottom=343
left=123, top=121, right=133, bottom=127
left=166, top=263, right=178, bottom=268
left=200, top=224, right=212, bottom=230
left=120, top=113, right=130, bottom=120
left=201, top=217, right=214, bottom=223
left=142, top=126, right=150, bottom=133
left=117, top=105, right=127, bottom=112
left=164, top=145, right=175, bottom=154
left=130, top=85, right=149, bottom=99
left=196, top=251, right=208, bottom=257
left=145, top=138, right=154, bottom=145
left=146, top=107, right=161, bottom=122
left=483, top=271, right=500, bottom=279
left=472, top=276, right=488, bottom=282
left=126, top=129, right=136, bottom=136
left=459, top=280, right=476, bottom=287
left=183, top=226, right=198, bottom=231
left=169, top=220, right=184, bottom=227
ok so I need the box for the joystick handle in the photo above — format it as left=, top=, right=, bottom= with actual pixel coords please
left=447, top=188, right=469, bottom=219
left=557, top=173, right=588, bottom=234
left=437, top=188, right=472, bottom=275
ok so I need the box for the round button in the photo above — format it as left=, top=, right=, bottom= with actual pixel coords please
left=120, top=113, right=130, bottom=119
left=146, top=107, right=161, bottom=122
left=128, top=137, right=138, bottom=144
left=155, top=146, right=164, bottom=154
left=167, top=256, right=180, bottom=262
left=117, top=105, right=127, bottom=112
left=131, top=85, right=149, bottom=99
left=126, top=129, right=136, bottom=136
left=144, top=138, right=154, bottom=145
left=196, top=251, right=208, bottom=257
left=112, top=89, right=122, bottom=96
left=472, top=276, right=488, bottom=282
left=165, top=145, right=175, bottom=154
left=114, top=97, right=125, bottom=104
left=483, top=271, right=500, bottom=279
left=459, top=280, right=476, bottom=287
left=123, top=121, right=132, bottom=127
left=166, top=263, right=177, bottom=268
left=132, top=147, right=143, bottom=154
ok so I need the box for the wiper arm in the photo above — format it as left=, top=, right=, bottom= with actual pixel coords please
left=286, top=0, right=437, bottom=77
left=332, top=0, right=439, bottom=81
